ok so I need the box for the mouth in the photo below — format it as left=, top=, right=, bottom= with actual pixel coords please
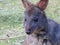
left=26, top=29, right=46, bottom=35
left=39, top=29, right=46, bottom=34
left=25, top=27, right=46, bottom=35
left=33, top=29, right=47, bottom=37
left=33, top=28, right=46, bottom=34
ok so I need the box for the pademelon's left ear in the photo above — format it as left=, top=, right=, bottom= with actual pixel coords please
left=37, top=0, right=48, bottom=10
left=22, top=0, right=34, bottom=9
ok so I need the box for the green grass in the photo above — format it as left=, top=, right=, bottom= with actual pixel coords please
left=0, top=0, right=60, bottom=45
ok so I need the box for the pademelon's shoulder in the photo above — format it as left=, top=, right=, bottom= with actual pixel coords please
left=47, top=18, right=60, bottom=27
left=47, top=18, right=60, bottom=41
left=47, top=18, right=60, bottom=34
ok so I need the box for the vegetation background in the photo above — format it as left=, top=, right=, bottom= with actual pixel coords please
left=0, top=0, right=60, bottom=45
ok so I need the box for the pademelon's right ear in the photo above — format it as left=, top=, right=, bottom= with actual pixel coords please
left=22, top=0, right=33, bottom=9
left=37, top=0, right=48, bottom=10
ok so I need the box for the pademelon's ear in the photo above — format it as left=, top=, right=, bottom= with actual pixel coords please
left=37, top=0, right=48, bottom=10
left=22, top=0, right=33, bottom=9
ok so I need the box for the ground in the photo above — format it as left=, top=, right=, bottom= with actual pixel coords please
left=0, top=0, right=60, bottom=45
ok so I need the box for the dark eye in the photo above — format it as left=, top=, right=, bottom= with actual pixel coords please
left=25, top=18, right=27, bottom=21
left=33, top=18, right=38, bottom=22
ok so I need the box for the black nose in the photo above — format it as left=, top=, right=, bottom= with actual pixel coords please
left=26, top=29, right=31, bottom=35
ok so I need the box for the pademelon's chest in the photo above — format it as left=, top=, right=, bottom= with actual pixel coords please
left=26, top=35, right=43, bottom=45
left=26, top=35, right=51, bottom=45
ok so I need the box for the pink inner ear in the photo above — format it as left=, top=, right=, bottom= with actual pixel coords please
left=37, top=0, right=48, bottom=10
